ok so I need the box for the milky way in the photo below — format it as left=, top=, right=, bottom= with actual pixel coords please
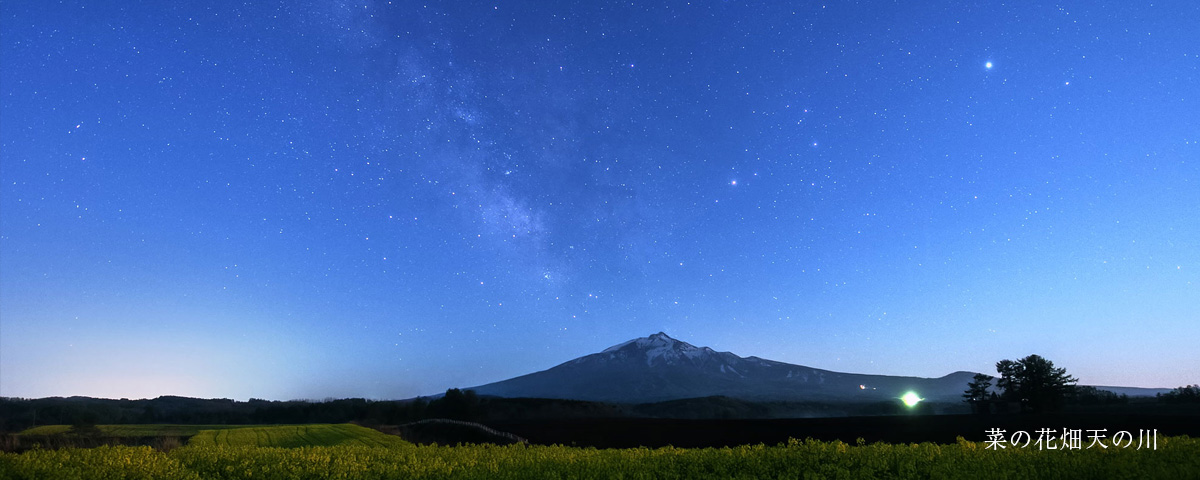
left=1, top=0, right=1196, bottom=399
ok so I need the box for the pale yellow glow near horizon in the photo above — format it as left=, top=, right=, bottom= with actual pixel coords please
left=901, top=392, right=922, bottom=407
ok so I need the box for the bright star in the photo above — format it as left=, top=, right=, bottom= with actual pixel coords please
left=730, top=180, right=737, bottom=186
left=985, top=61, right=993, bottom=69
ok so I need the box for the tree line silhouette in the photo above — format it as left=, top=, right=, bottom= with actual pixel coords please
left=0, top=392, right=481, bottom=433
left=959, top=354, right=1175, bottom=414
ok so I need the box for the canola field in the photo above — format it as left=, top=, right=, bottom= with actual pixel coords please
left=3, top=426, right=1197, bottom=479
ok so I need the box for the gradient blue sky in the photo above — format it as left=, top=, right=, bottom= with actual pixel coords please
left=2, top=0, right=1197, bottom=400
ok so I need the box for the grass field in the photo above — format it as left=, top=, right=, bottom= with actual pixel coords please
left=17, top=423, right=408, bottom=448
left=18, top=424, right=250, bottom=437
left=187, top=424, right=410, bottom=447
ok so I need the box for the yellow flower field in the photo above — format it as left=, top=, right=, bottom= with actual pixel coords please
left=3, top=434, right=1196, bottom=479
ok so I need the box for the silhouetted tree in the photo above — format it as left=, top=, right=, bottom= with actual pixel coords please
left=963, top=373, right=994, bottom=414
left=140, top=405, right=158, bottom=423
left=995, top=360, right=1018, bottom=396
left=1158, top=385, right=1200, bottom=403
left=995, top=354, right=1077, bottom=413
left=1069, top=386, right=1126, bottom=405
left=407, top=398, right=429, bottom=422
left=429, top=389, right=481, bottom=421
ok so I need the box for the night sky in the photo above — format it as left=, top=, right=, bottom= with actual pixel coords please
left=2, top=1, right=1197, bottom=401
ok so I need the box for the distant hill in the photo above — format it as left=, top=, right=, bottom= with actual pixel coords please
left=1089, top=385, right=1173, bottom=397
left=468, top=332, right=1176, bottom=404
left=469, top=332, right=982, bottom=404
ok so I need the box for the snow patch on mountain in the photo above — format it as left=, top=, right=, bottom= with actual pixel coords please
left=599, top=332, right=728, bottom=367
left=601, top=339, right=638, bottom=353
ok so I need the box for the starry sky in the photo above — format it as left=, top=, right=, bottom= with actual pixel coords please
left=2, top=0, right=1197, bottom=401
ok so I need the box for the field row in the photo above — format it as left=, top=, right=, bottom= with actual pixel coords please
left=19, top=424, right=249, bottom=437
left=188, top=424, right=410, bottom=448
left=3, top=436, right=1198, bottom=479
left=15, top=424, right=406, bottom=448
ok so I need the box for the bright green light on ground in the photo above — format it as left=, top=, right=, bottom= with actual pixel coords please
left=901, top=392, right=922, bottom=407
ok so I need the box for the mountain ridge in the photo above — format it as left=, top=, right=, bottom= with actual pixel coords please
left=468, top=332, right=984, bottom=403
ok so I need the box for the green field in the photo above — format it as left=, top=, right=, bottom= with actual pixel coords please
left=19, top=424, right=250, bottom=437
left=18, top=423, right=407, bottom=448
left=2, top=435, right=1197, bottom=479
left=187, top=424, right=410, bottom=448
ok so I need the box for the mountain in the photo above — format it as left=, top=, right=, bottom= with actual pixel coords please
left=1086, top=385, right=1173, bottom=397
left=468, top=332, right=981, bottom=404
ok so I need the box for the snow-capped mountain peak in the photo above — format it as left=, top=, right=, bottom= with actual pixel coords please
left=602, top=331, right=677, bottom=352
left=597, top=332, right=725, bottom=367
